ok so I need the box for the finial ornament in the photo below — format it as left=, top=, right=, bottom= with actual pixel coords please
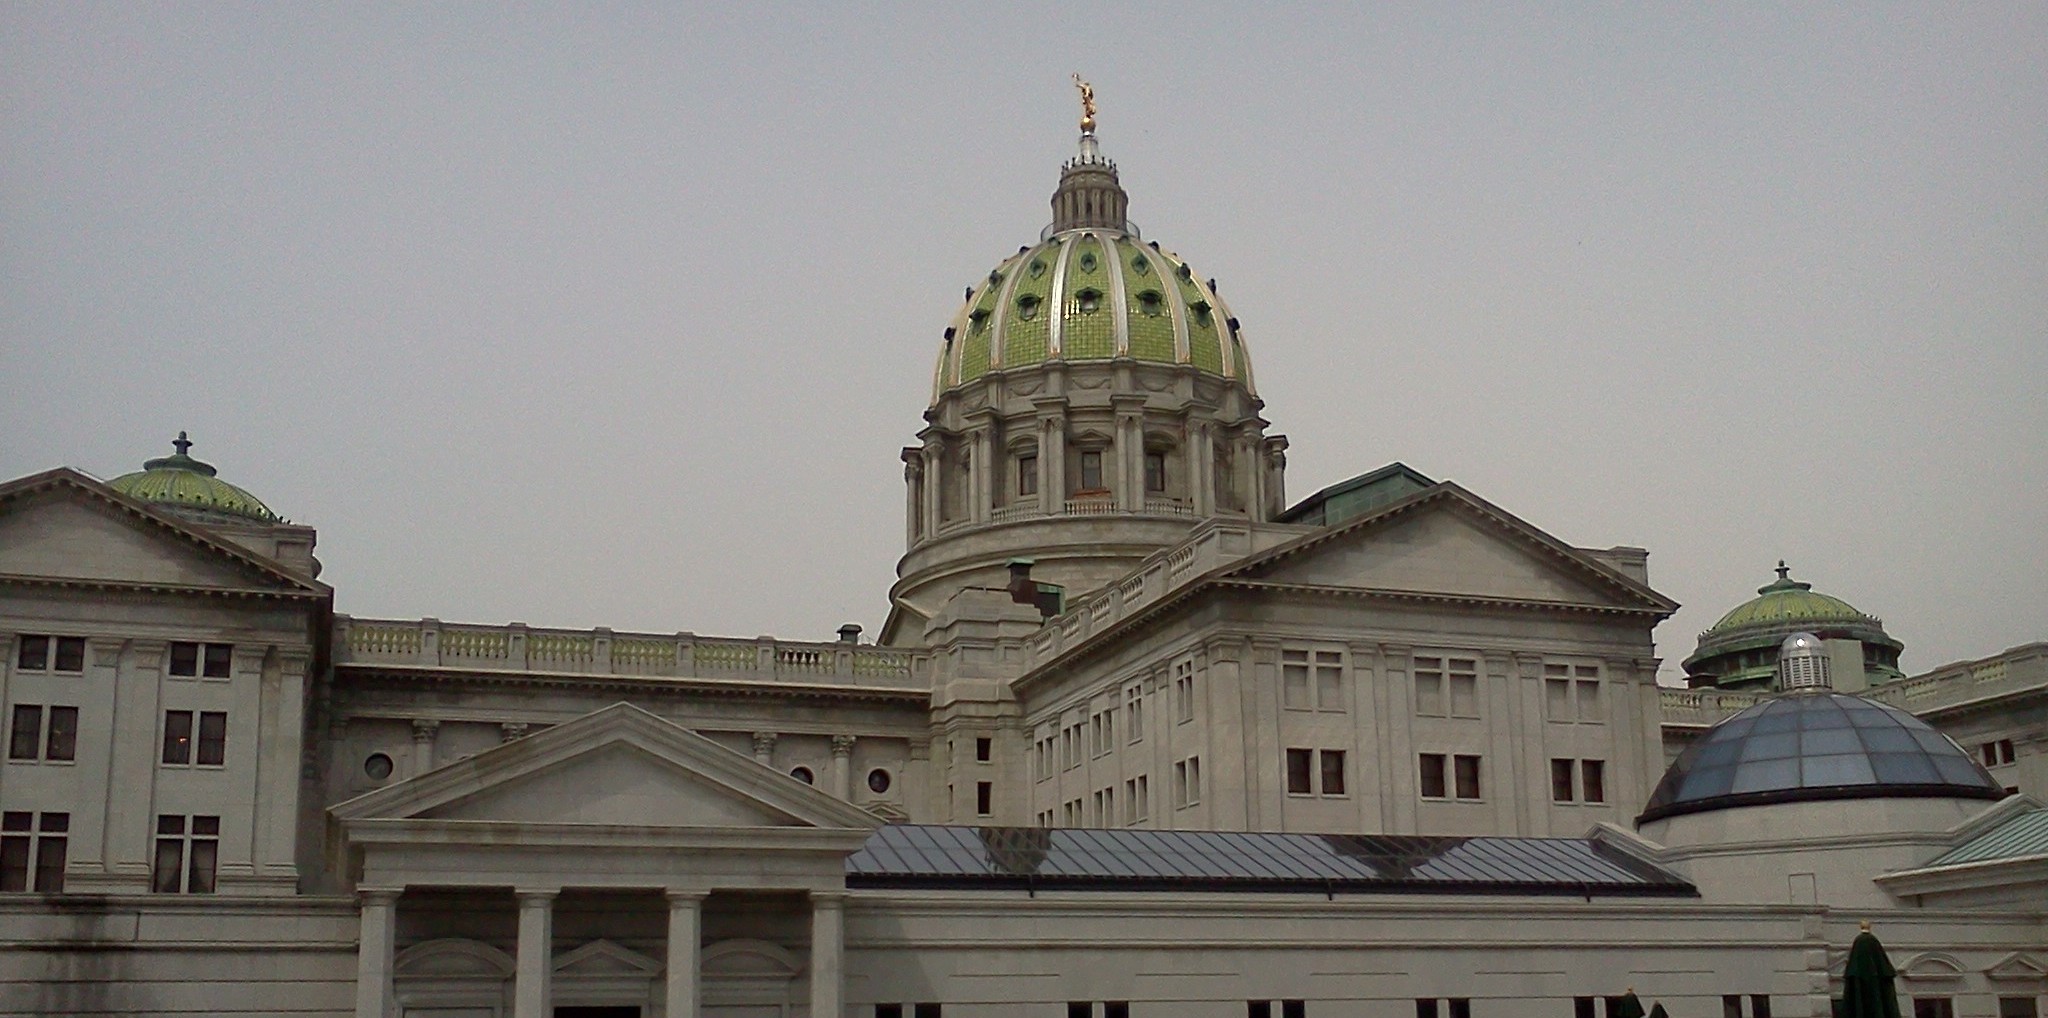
left=1776, top=560, right=1791, bottom=581
left=1073, top=73, right=1097, bottom=134
left=172, top=431, right=193, bottom=457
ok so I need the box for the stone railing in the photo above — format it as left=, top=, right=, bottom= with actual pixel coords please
left=335, top=616, right=928, bottom=691
left=1658, top=642, right=2048, bottom=728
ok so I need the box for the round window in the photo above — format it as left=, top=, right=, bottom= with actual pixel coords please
left=790, top=766, right=814, bottom=785
left=363, top=752, right=394, bottom=782
left=866, top=768, right=892, bottom=794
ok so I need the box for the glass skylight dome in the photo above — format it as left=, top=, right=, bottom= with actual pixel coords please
left=1638, top=692, right=2005, bottom=823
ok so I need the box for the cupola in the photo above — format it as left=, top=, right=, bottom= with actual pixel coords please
left=106, top=432, right=283, bottom=525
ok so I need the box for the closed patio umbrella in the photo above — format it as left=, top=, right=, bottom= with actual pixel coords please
left=1841, top=920, right=1901, bottom=1018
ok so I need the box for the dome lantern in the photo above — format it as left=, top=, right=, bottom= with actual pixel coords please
left=1050, top=76, right=1130, bottom=236
left=106, top=432, right=282, bottom=525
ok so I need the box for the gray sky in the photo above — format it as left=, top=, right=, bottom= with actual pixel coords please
left=4, top=5, right=2043, bottom=681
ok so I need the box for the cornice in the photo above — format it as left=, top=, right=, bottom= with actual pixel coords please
left=0, top=571, right=327, bottom=601
left=335, top=663, right=931, bottom=706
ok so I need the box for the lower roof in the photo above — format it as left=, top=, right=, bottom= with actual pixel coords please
left=846, top=825, right=1694, bottom=898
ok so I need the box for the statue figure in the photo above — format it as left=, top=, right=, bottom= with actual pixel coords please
left=1073, top=73, right=1097, bottom=133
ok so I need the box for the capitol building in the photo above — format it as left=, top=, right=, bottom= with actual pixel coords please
left=1, top=102, right=2043, bottom=1018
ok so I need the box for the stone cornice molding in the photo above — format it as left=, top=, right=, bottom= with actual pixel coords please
left=0, top=572, right=328, bottom=601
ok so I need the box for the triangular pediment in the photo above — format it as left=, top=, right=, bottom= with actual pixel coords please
left=333, top=703, right=883, bottom=833
left=555, top=939, right=662, bottom=977
left=1989, top=952, right=2048, bottom=982
left=1225, top=483, right=1674, bottom=613
left=0, top=469, right=320, bottom=595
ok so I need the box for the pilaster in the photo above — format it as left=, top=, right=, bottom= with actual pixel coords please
left=513, top=889, right=556, bottom=1018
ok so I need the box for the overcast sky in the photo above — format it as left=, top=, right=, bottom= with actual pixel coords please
left=4, top=5, right=2042, bottom=681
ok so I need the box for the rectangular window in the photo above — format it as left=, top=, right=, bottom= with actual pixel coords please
left=16, top=635, right=51, bottom=671
left=1552, top=758, right=1576, bottom=802
left=1575, top=998, right=1598, bottom=1018
left=1281, top=1003, right=1305, bottom=1018
left=44, top=706, right=77, bottom=762
left=1419, top=753, right=1447, bottom=799
left=1454, top=754, right=1482, bottom=799
left=1416, top=1001, right=1439, bottom=1018
left=1415, top=657, right=1445, bottom=716
left=1576, top=666, right=1601, bottom=720
left=1144, top=451, right=1166, bottom=493
left=1583, top=760, right=1606, bottom=804
left=53, top=637, right=85, bottom=673
left=1983, top=739, right=2017, bottom=766
left=9, top=705, right=42, bottom=760
left=171, top=641, right=232, bottom=678
left=1751, top=995, right=1771, bottom=1018
left=1079, top=450, right=1103, bottom=490
left=152, top=815, right=220, bottom=893
left=1315, top=651, right=1344, bottom=711
left=1287, top=748, right=1313, bottom=794
left=1104, top=1003, right=1129, bottom=1018
left=1283, top=649, right=1311, bottom=709
left=976, top=781, right=992, bottom=816
left=163, top=711, right=194, bottom=765
left=1018, top=454, right=1038, bottom=496
left=1446, top=659, right=1478, bottom=717
left=1999, top=997, right=2039, bottom=1018
left=1448, top=1002, right=1471, bottom=1018
left=196, top=711, right=227, bottom=766
left=0, top=811, right=67, bottom=892
left=1913, top=999, right=1955, bottom=1018
left=914, top=1005, right=941, bottom=1018
left=203, top=643, right=231, bottom=678
left=1546, top=673, right=1570, bottom=719
left=1320, top=750, right=1346, bottom=796
left=1126, top=686, right=1144, bottom=742
left=169, top=641, right=200, bottom=677
left=976, top=737, right=992, bottom=763
left=1174, top=660, right=1196, bottom=723
left=1722, top=995, right=1743, bottom=1018
left=1070, top=1003, right=1093, bottom=1018
left=1249, top=1003, right=1272, bottom=1018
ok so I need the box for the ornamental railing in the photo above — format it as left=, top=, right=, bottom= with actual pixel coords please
left=335, top=616, right=928, bottom=691
left=1656, top=641, right=2046, bottom=727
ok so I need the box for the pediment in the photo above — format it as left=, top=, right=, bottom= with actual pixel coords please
left=1226, top=484, right=1673, bottom=613
left=1898, top=952, right=1966, bottom=982
left=333, top=703, right=883, bottom=833
left=395, top=938, right=515, bottom=978
left=556, top=939, right=661, bottom=978
left=1988, top=952, right=2048, bottom=982
left=0, top=470, right=319, bottom=595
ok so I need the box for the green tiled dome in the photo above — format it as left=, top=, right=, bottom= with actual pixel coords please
left=932, top=232, right=1251, bottom=402
left=1706, top=567, right=1871, bottom=634
left=107, top=433, right=281, bottom=524
left=1682, top=562, right=1903, bottom=689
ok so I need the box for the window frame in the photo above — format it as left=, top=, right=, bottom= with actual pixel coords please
left=151, top=814, right=220, bottom=894
left=0, top=810, right=68, bottom=892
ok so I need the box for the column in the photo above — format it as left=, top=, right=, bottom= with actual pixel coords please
left=809, top=892, right=846, bottom=1018
left=752, top=732, right=777, bottom=767
left=901, top=450, right=923, bottom=547
left=410, top=719, right=440, bottom=778
left=514, top=889, right=556, bottom=1018
left=1190, top=420, right=1214, bottom=516
left=920, top=441, right=943, bottom=533
left=831, top=736, right=856, bottom=800
left=354, top=888, right=400, bottom=1018
left=665, top=891, right=705, bottom=1018
left=970, top=423, right=993, bottom=523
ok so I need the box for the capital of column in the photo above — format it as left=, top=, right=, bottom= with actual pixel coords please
left=501, top=721, right=530, bottom=743
left=753, top=732, right=778, bottom=756
left=830, top=735, right=856, bottom=758
left=514, top=888, right=558, bottom=906
left=358, top=887, right=403, bottom=906
left=666, top=889, right=709, bottom=907
left=810, top=890, right=848, bottom=910
left=411, top=718, right=440, bottom=742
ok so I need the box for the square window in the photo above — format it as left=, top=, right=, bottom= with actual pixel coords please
left=52, top=637, right=85, bottom=673
left=1416, top=1001, right=1440, bottom=1018
left=17, top=636, right=50, bottom=671
left=914, top=1006, right=942, bottom=1018
left=1286, top=748, right=1313, bottom=794
left=1913, top=999, right=1955, bottom=1018
left=1448, top=1001, right=1471, bottom=1018
left=1320, top=750, right=1346, bottom=796
left=1419, top=753, right=1447, bottom=798
left=202, top=643, right=232, bottom=679
left=1070, top=1003, right=1093, bottom=1018
left=169, top=642, right=200, bottom=677
left=876, top=1006, right=904, bottom=1018
left=1454, top=755, right=1482, bottom=799
left=1106, top=1003, right=1130, bottom=1018
left=1249, top=1004, right=1272, bottom=1018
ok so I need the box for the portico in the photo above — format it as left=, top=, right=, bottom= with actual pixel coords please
left=333, top=703, right=880, bottom=1018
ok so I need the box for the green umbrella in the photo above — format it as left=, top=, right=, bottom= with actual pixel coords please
left=1610, top=989, right=1647, bottom=1018
left=1841, top=921, right=1902, bottom=1018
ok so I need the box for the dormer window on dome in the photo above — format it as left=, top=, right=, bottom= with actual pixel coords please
left=1074, top=288, right=1101, bottom=314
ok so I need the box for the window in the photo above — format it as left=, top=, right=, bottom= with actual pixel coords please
left=1583, top=759, right=1606, bottom=803
left=916, top=1007, right=942, bottom=1018
left=1552, top=758, right=1576, bottom=802
left=1126, top=686, right=1144, bottom=742
left=1913, top=999, right=1955, bottom=1018
left=0, top=811, right=68, bottom=892
left=1287, top=748, right=1313, bottom=794
left=1544, top=663, right=1604, bottom=722
left=1079, top=450, right=1104, bottom=490
left=1415, top=657, right=1477, bottom=718
left=1418, top=1001, right=1474, bottom=1018
left=1249, top=1003, right=1306, bottom=1018
left=1285, top=748, right=1346, bottom=796
left=1018, top=455, right=1038, bottom=496
left=1551, top=759, right=1606, bottom=804
left=1321, top=750, right=1346, bottom=796
left=168, top=642, right=233, bottom=679
left=976, top=781, right=992, bottom=816
left=1575, top=999, right=1598, bottom=1018
left=1124, top=775, right=1149, bottom=823
left=15, top=635, right=86, bottom=674
left=1999, top=997, right=2039, bottom=1018
left=1415, top=658, right=1445, bottom=716
left=1175, top=756, right=1201, bottom=807
left=9, top=705, right=76, bottom=762
left=1982, top=739, right=2017, bottom=767
left=1174, top=660, right=1196, bottom=723
left=1283, top=648, right=1346, bottom=711
left=874, top=1004, right=942, bottom=1018
left=790, top=766, right=814, bottom=784
left=1454, top=754, right=1482, bottom=799
left=1144, top=451, right=1166, bottom=493
left=1751, top=996, right=1771, bottom=1018
left=867, top=769, right=892, bottom=794
left=976, top=737, right=992, bottom=763
left=152, top=815, right=219, bottom=893
left=1420, top=753, right=1448, bottom=798
left=162, top=711, right=228, bottom=767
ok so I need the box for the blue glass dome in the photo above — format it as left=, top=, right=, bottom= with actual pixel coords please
left=1639, top=692, right=2005, bottom=823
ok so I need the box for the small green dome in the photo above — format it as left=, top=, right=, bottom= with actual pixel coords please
left=1707, top=571, right=1868, bottom=632
left=106, top=432, right=281, bottom=524
left=1682, top=562, right=1903, bottom=689
left=932, top=234, right=1252, bottom=402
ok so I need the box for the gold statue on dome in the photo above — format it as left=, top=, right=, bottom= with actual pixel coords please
left=1073, top=73, right=1097, bottom=133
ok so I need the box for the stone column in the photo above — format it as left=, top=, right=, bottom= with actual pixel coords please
left=901, top=450, right=923, bottom=547
left=1190, top=420, right=1214, bottom=516
left=970, top=421, right=994, bottom=523
left=921, top=441, right=943, bottom=532
left=354, top=888, right=401, bottom=1018
left=409, top=719, right=440, bottom=778
left=809, top=892, right=846, bottom=1018
left=513, top=889, right=555, bottom=1018
left=665, top=891, right=705, bottom=1018
left=831, top=736, right=856, bottom=800
left=752, top=732, right=777, bottom=767
left=501, top=722, right=529, bottom=743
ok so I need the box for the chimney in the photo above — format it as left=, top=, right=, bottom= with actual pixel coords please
left=837, top=624, right=862, bottom=644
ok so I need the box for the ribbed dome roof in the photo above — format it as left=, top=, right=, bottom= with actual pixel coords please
left=1682, top=562, right=1901, bottom=682
left=1638, top=692, right=2004, bottom=823
left=932, top=233, right=1252, bottom=402
left=107, top=433, right=281, bottom=524
left=1707, top=566, right=1872, bottom=633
